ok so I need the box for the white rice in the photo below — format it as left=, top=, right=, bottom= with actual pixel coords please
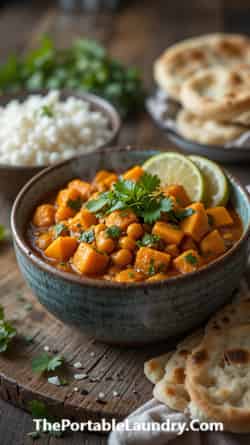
left=0, top=91, right=112, bottom=166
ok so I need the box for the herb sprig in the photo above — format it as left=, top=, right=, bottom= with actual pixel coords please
left=32, top=353, right=64, bottom=374
left=0, top=305, right=16, bottom=352
left=86, top=172, right=174, bottom=224
left=0, top=36, right=145, bottom=118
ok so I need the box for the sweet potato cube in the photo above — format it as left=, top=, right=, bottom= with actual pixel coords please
left=152, top=221, right=184, bottom=245
left=105, top=210, right=137, bottom=230
left=45, top=236, right=78, bottom=262
left=68, top=208, right=97, bottom=232
left=33, top=204, right=55, bottom=227
left=115, top=269, right=144, bottom=283
left=135, top=247, right=171, bottom=275
left=164, top=184, right=191, bottom=207
left=123, top=165, right=144, bottom=182
left=55, top=205, right=75, bottom=223
left=206, top=207, right=233, bottom=228
left=181, top=203, right=209, bottom=242
left=72, top=243, right=109, bottom=275
left=93, top=170, right=113, bottom=184
left=56, top=187, right=81, bottom=207
left=68, top=179, right=91, bottom=200
left=200, top=230, right=225, bottom=256
left=173, top=249, right=201, bottom=274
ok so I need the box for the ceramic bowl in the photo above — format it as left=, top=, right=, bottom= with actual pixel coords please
left=11, top=147, right=250, bottom=345
left=0, top=90, right=121, bottom=202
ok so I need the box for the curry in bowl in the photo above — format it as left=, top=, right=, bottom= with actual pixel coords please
left=28, top=161, right=243, bottom=283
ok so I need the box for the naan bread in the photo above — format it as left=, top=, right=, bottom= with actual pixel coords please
left=152, top=330, right=203, bottom=412
left=177, top=109, right=246, bottom=145
left=144, top=351, right=172, bottom=384
left=180, top=65, right=250, bottom=121
left=186, top=324, right=250, bottom=433
left=206, top=295, right=250, bottom=333
left=154, top=33, right=250, bottom=101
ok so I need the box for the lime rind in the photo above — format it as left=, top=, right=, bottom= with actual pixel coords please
left=189, top=155, right=229, bottom=207
left=143, top=152, right=205, bottom=203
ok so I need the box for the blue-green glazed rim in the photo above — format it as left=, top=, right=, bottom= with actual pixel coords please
left=11, top=146, right=250, bottom=289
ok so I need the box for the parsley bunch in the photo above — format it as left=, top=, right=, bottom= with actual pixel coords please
left=0, top=36, right=145, bottom=118
left=86, top=172, right=174, bottom=224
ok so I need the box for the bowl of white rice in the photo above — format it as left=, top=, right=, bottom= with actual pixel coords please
left=0, top=90, right=120, bottom=201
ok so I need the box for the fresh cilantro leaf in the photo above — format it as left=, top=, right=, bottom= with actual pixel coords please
left=54, top=223, right=67, bottom=237
left=87, top=173, right=175, bottom=224
left=105, top=225, right=121, bottom=239
left=148, top=258, right=155, bottom=276
left=0, top=36, right=145, bottom=117
left=41, top=105, right=54, bottom=118
left=32, top=353, right=64, bottom=374
left=86, top=192, right=110, bottom=213
left=29, top=399, right=64, bottom=437
left=167, top=208, right=195, bottom=225
left=137, top=233, right=161, bottom=248
left=79, top=229, right=95, bottom=243
left=185, top=253, right=198, bottom=265
left=0, top=306, right=16, bottom=352
left=67, top=197, right=83, bottom=211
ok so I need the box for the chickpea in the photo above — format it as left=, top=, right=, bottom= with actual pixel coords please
left=119, top=236, right=136, bottom=251
left=96, top=231, right=115, bottom=254
left=127, top=223, right=144, bottom=240
left=111, top=249, right=133, bottom=267
left=95, top=223, right=106, bottom=236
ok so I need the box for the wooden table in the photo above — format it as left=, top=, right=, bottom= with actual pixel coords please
left=0, top=1, right=250, bottom=444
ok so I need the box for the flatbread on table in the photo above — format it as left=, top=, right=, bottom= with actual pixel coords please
left=186, top=324, right=250, bottom=433
left=176, top=109, right=246, bottom=145
left=154, top=33, right=250, bottom=101
left=146, top=330, right=203, bottom=412
left=144, top=351, right=173, bottom=384
left=180, top=65, right=250, bottom=121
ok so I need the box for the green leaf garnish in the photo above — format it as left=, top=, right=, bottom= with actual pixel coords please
left=32, top=353, right=64, bottom=374
left=0, top=305, right=16, bottom=352
left=167, top=208, right=195, bottom=225
left=0, top=36, right=145, bottom=118
left=148, top=258, right=156, bottom=276
left=54, top=223, right=67, bottom=237
left=79, top=229, right=95, bottom=243
left=29, top=400, right=64, bottom=437
left=67, top=197, right=83, bottom=211
left=185, top=253, right=198, bottom=265
left=137, top=233, right=161, bottom=248
left=86, top=172, right=175, bottom=224
left=105, top=225, right=121, bottom=239
left=41, top=105, right=54, bottom=118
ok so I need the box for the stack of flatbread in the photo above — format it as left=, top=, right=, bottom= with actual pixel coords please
left=154, top=33, right=250, bottom=145
left=144, top=287, right=250, bottom=433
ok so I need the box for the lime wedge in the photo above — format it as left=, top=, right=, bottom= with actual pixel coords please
left=189, top=155, right=229, bottom=207
left=143, top=152, right=205, bottom=202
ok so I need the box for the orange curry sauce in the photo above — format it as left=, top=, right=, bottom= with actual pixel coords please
left=27, top=165, right=243, bottom=283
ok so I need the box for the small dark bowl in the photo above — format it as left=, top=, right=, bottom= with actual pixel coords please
left=0, top=90, right=121, bottom=202
left=11, top=147, right=250, bottom=345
